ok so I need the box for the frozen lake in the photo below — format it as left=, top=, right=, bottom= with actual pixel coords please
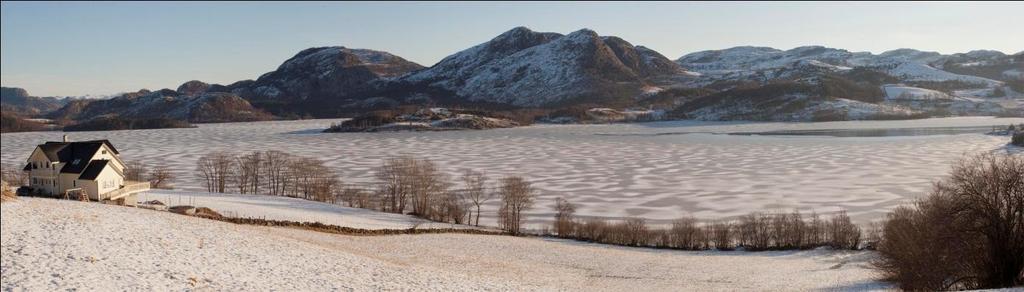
left=3, top=117, right=1022, bottom=227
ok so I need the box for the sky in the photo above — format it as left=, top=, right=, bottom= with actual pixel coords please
left=2, top=1, right=1022, bottom=97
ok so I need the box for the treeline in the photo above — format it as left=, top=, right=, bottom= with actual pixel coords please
left=550, top=200, right=865, bottom=251
left=194, top=151, right=341, bottom=203
left=338, top=156, right=538, bottom=234
left=193, top=153, right=538, bottom=234
left=0, top=111, right=48, bottom=133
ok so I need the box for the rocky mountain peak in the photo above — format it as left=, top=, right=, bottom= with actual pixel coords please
left=177, top=80, right=211, bottom=96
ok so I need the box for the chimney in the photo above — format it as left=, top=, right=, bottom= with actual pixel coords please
left=63, top=134, right=69, bottom=142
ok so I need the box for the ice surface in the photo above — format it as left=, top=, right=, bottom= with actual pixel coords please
left=3, top=117, right=1022, bottom=228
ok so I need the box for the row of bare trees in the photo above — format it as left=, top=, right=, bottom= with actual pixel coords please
left=194, top=151, right=341, bottom=202
left=332, top=156, right=537, bottom=232
left=553, top=200, right=863, bottom=251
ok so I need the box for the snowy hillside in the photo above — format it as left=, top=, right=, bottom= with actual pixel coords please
left=403, top=27, right=687, bottom=106
left=670, top=45, right=1022, bottom=120
left=137, top=190, right=479, bottom=230
left=678, top=46, right=864, bottom=73
left=882, top=85, right=952, bottom=101
left=677, top=46, right=1009, bottom=85
left=1, top=198, right=892, bottom=291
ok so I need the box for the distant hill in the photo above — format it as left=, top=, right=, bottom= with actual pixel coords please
left=48, top=83, right=274, bottom=124
left=0, top=87, right=69, bottom=117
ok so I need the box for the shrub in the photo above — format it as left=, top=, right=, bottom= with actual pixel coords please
left=874, top=154, right=1024, bottom=290
left=827, top=210, right=861, bottom=250
left=622, top=218, right=649, bottom=246
left=553, top=197, right=577, bottom=237
left=670, top=217, right=704, bottom=250
left=708, top=220, right=735, bottom=250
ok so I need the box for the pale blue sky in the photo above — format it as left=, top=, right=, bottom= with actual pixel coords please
left=2, top=1, right=1022, bottom=97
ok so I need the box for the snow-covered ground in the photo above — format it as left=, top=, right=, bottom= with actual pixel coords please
left=882, top=85, right=952, bottom=101
left=136, top=189, right=478, bottom=230
left=3, top=117, right=1022, bottom=228
left=1, top=198, right=892, bottom=291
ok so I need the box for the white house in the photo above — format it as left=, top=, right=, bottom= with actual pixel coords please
left=23, top=135, right=149, bottom=204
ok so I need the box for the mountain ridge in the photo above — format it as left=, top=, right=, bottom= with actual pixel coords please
left=5, top=27, right=1021, bottom=131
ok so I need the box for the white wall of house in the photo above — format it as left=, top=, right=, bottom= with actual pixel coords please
left=89, top=145, right=125, bottom=174
left=91, top=165, right=123, bottom=200
left=27, top=149, right=59, bottom=195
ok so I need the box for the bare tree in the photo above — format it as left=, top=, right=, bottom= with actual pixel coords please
left=671, top=216, right=702, bottom=250
left=195, top=152, right=235, bottom=193
left=124, top=160, right=149, bottom=182
left=875, top=153, right=1024, bottom=290
left=1, top=164, right=29, bottom=187
left=375, top=156, right=415, bottom=213
left=262, top=150, right=291, bottom=196
left=553, top=197, right=576, bottom=237
left=827, top=210, right=861, bottom=250
left=623, top=218, right=649, bottom=246
left=709, top=220, right=734, bottom=250
left=235, top=152, right=263, bottom=194
left=408, top=158, right=447, bottom=218
left=497, top=176, right=536, bottom=235
left=436, top=190, right=469, bottom=224
left=148, top=165, right=175, bottom=189
left=462, top=170, right=492, bottom=226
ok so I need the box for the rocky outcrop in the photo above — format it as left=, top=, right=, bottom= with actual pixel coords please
left=176, top=80, right=212, bottom=96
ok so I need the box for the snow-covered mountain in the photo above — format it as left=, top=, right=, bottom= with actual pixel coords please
left=669, top=45, right=1022, bottom=121
left=402, top=27, right=688, bottom=106
left=11, top=27, right=1021, bottom=124
left=677, top=46, right=1014, bottom=86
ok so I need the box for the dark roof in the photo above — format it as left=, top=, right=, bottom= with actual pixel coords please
left=33, top=140, right=120, bottom=174
left=58, top=143, right=104, bottom=174
left=38, top=143, right=68, bottom=161
left=77, top=160, right=110, bottom=180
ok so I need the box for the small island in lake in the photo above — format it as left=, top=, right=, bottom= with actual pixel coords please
left=324, top=108, right=520, bottom=132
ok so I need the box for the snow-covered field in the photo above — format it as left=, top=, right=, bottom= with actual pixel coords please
left=3, top=117, right=1022, bottom=228
left=137, top=189, right=478, bottom=230
left=882, top=84, right=952, bottom=101
left=1, top=198, right=892, bottom=291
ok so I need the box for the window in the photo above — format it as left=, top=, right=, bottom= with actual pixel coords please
left=102, top=150, right=107, bottom=154
left=72, top=159, right=81, bottom=165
